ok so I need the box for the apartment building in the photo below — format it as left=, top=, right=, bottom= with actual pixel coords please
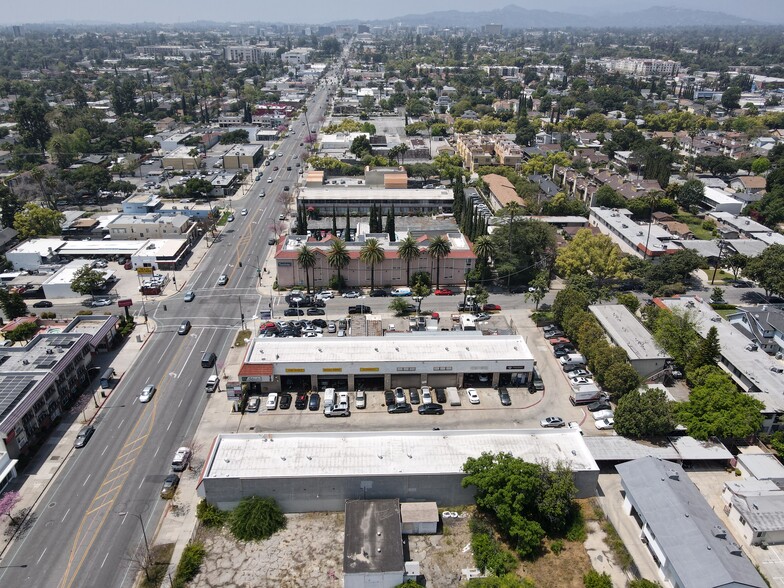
left=483, top=174, right=524, bottom=211
left=589, top=207, right=679, bottom=259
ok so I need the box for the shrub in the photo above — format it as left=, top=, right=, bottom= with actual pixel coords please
left=76, top=310, right=94, bottom=315
left=583, top=570, right=613, bottom=588
left=228, top=496, right=286, bottom=542
left=550, top=539, right=564, bottom=554
left=172, top=542, right=205, bottom=587
left=196, top=499, right=227, bottom=528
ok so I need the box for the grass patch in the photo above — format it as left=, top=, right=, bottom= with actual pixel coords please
left=673, top=212, right=716, bottom=240
left=233, top=329, right=252, bottom=347
left=172, top=542, right=206, bottom=588
left=600, top=517, right=633, bottom=571
left=140, top=542, right=175, bottom=588
left=216, top=210, right=231, bottom=226
left=715, top=307, right=738, bottom=320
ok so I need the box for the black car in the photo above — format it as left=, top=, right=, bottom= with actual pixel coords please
left=731, top=280, right=753, bottom=288
left=388, top=402, right=413, bottom=414
left=279, top=393, right=292, bottom=410
left=498, top=387, right=512, bottom=406
left=509, top=285, right=529, bottom=294
left=74, top=425, right=95, bottom=448
left=587, top=399, right=612, bottom=412
left=369, top=289, right=388, bottom=297
left=307, top=307, right=326, bottom=316
left=284, top=308, right=304, bottom=316
left=409, top=388, right=420, bottom=405
left=435, top=388, right=447, bottom=404
left=308, top=392, right=321, bottom=410
left=348, top=305, right=372, bottom=315
left=554, top=347, right=576, bottom=358
left=384, top=390, right=395, bottom=406
left=418, top=403, right=444, bottom=415
left=33, top=300, right=53, bottom=308
left=160, top=473, right=180, bottom=499
left=311, top=319, right=328, bottom=328
left=553, top=342, right=574, bottom=351
left=295, top=392, right=308, bottom=410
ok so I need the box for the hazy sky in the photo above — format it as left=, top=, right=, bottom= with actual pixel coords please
left=2, top=0, right=782, bottom=24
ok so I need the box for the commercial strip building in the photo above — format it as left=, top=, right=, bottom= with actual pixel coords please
left=274, top=232, right=476, bottom=289
left=221, top=143, right=264, bottom=170
left=297, top=186, right=454, bottom=215
left=589, top=304, right=671, bottom=378
left=239, top=333, right=534, bottom=393
left=196, top=429, right=599, bottom=512
left=121, top=192, right=216, bottom=220
left=0, top=315, right=119, bottom=460
left=589, top=207, right=680, bottom=260
left=656, top=296, right=784, bottom=431
left=616, top=457, right=766, bottom=588
left=107, top=213, right=196, bottom=242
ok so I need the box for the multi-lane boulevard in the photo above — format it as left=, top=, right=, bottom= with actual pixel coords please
left=0, top=80, right=333, bottom=588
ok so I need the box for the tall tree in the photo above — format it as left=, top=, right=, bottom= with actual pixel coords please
left=555, top=229, right=626, bottom=287
left=12, top=97, right=51, bottom=152
left=0, top=290, right=28, bottom=319
left=345, top=209, right=351, bottom=242
left=614, top=388, right=675, bottom=439
left=472, top=235, right=496, bottom=273
left=397, top=235, right=422, bottom=286
left=498, top=202, right=523, bottom=253
left=13, top=203, right=64, bottom=239
left=332, top=207, right=338, bottom=236
left=359, top=238, right=385, bottom=292
left=452, top=174, right=465, bottom=223
left=0, top=184, right=22, bottom=229
left=70, top=265, right=107, bottom=299
left=427, top=235, right=452, bottom=289
left=296, top=245, right=317, bottom=293
left=326, top=239, right=350, bottom=290
left=384, top=208, right=396, bottom=242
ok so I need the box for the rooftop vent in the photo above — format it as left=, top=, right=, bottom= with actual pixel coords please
left=666, top=469, right=680, bottom=480
left=711, top=525, right=727, bottom=539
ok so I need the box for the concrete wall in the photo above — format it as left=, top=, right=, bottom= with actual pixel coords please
left=344, top=571, right=404, bottom=588
left=200, top=469, right=599, bottom=513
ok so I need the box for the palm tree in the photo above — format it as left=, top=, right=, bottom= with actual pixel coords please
left=427, top=235, right=452, bottom=289
left=326, top=238, right=350, bottom=290
left=499, top=201, right=523, bottom=253
left=296, top=245, right=316, bottom=294
left=472, top=235, right=496, bottom=271
left=359, top=238, right=385, bottom=293
left=397, top=235, right=421, bottom=286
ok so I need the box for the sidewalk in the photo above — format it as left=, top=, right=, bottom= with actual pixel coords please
left=0, top=320, right=156, bottom=556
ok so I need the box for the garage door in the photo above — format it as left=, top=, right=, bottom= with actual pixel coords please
left=427, top=374, right=459, bottom=388
left=391, top=374, right=421, bottom=388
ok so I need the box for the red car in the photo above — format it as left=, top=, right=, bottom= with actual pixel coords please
left=434, top=288, right=454, bottom=296
left=483, top=304, right=502, bottom=312
left=549, top=337, right=571, bottom=346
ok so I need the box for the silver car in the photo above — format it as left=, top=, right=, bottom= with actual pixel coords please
left=139, top=384, right=156, bottom=403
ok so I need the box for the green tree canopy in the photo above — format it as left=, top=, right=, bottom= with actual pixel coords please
left=746, top=244, right=784, bottom=298
left=70, top=265, right=107, bottom=298
left=0, top=290, right=28, bottom=320
left=13, top=203, right=64, bottom=239
left=490, top=219, right=556, bottom=287
left=228, top=496, right=286, bottom=542
left=556, top=229, right=626, bottom=286
left=614, top=388, right=675, bottom=438
left=5, top=321, right=40, bottom=343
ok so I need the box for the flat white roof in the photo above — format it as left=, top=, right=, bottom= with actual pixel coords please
left=43, top=259, right=111, bottom=287
left=9, top=239, right=66, bottom=256
left=590, top=207, right=677, bottom=255
left=244, top=334, right=534, bottom=366
left=704, top=186, right=743, bottom=205
left=60, top=240, right=149, bottom=255
left=659, top=296, right=784, bottom=411
left=300, top=187, right=453, bottom=203
left=589, top=304, right=670, bottom=361
left=134, top=239, right=187, bottom=258
left=223, top=143, right=263, bottom=157
left=204, top=430, right=599, bottom=480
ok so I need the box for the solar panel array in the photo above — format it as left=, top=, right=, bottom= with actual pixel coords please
left=0, top=375, right=37, bottom=421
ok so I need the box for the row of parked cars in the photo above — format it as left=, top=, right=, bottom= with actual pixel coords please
left=260, top=318, right=348, bottom=338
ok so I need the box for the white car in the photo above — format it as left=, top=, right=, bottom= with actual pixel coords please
left=90, top=299, right=113, bottom=307
left=595, top=418, right=615, bottom=430
left=569, top=376, right=594, bottom=387
left=342, top=291, right=360, bottom=298
left=316, top=290, right=335, bottom=300
left=466, top=388, right=480, bottom=404
left=568, top=421, right=583, bottom=435
left=266, top=393, right=279, bottom=410
left=355, top=390, right=366, bottom=409
left=421, top=386, right=432, bottom=404
left=302, top=326, right=323, bottom=334
left=540, top=416, right=566, bottom=428
left=205, top=375, right=220, bottom=392
left=592, top=409, right=615, bottom=421
left=267, top=178, right=273, bottom=183
left=241, top=208, right=248, bottom=216
left=139, top=384, right=156, bottom=403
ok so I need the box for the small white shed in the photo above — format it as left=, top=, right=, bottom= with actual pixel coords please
left=400, top=502, right=439, bottom=535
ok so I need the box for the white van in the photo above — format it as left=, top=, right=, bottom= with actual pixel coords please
left=323, top=387, right=336, bottom=410
left=390, top=287, right=411, bottom=297
left=559, top=354, right=587, bottom=369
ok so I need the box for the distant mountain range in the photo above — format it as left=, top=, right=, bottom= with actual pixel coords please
left=347, top=4, right=763, bottom=29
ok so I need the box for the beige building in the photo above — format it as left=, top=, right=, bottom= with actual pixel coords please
left=162, top=146, right=201, bottom=171
left=221, top=144, right=264, bottom=170
left=107, top=213, right=195, bottom=242
left=483, top=174, right=524, bottom=211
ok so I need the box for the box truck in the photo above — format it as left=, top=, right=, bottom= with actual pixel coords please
left=570, top=385, right=603, bottom=405
left=447, top=386, right=461, bottom=406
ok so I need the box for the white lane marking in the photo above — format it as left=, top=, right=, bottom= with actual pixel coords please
left=101, top=551, right=110, bottom=568
left=101, top=445, right=109, bottom=456
left=36, top=547, right=47, bottom=565
left=117, top=418, right=125, bottom=430
left=61, top=509, right=70, bottom=523
left=82, top=474, right=91, bottom=487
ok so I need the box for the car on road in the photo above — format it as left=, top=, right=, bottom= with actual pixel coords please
left=418, top=403, right=444, bottom=415
left=256, top=173, right=262, bottom=181
left=388, top=402, right=413, bottom=414
left=241, top=208, right=248, bottom=216
left=33, top=300, right=53, bottom=308
left=266, top=393, right=279, bottom=410
left=295, top=392, right=308, bottom=410
left=587, top=399, right=612, bottom=412
left=227, top=214, right=235, bottom=222
left=498, top=387, right=512, bottom=406
left=306, top=307, right=325, bottom=315
left=348, top=305, right=371, bottom=315
left=171, top=447, right=192, bottom=472
left=308, top=392, right=321, bottom=411
left=260, top=190, right=266, bottom=197
left=178, top=320, right=191, bottom=335
left=731, top=280, right=754, bottom=288
left=483, top=304, right=502, bottom=312
left=160, top=474, right=180, bottom=499
left=384, top=390, right=396, bottom=406
left=74, top=425, right=95, bottom=448
left=89, top=298, right=113, bottom=307
left=540, top=416, right=566, bottom=428
left=342, top=291, right=360, bottom=298
left=268, top=237, right=277, bottom=245
left=595, top=418, right=615, bottom=430
left=278, top=213, right=285, bottom=221
left=435, top=388, right=447, bottom=404
left=205, top=375, right=220, bottom=392
left=139, top=384, right=156, bottom=403
left=246, top=397, right=260, bottom=412
left=369, top=289, right=388, bottom=297
left=355, top=390, right=366, bottom=409
left=434, top=288, right=454, bottom=296
left=466, top=388, right=480, bottom=404
left=279, top=394, right=292, bottom=409
left=273, top=166, right=279, bottom=171
left=284, top=308, right=304, bottom=316
left=217, top=274, right=228, bottom=286
left=183, top=291, right=195, bottom=302
left=267, top=178, right=273, bottom=183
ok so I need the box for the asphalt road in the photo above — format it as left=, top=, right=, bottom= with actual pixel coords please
left=0, top=80, right=334, bottom=588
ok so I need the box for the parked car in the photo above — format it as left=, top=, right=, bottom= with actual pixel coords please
left=308, top=392, right=321, bottom=410
left=342, top=291, right=360, bottom=298
left=268, top=237, right=277, bottom=245
left=548, top=337, right=571, bottom=346
left=434, top=288, right=454, bottom=296
left=246, top=397, right=260, bottom=412
left=33, top=300, right=53, bottom=308
left=355, top=390, right=366, bottom=409
left=160, top=473, right=180, bottom=499
left=466, top=388, right=480, bottom=404
left=483, top=304, right=502, bottom=312
left=435, top=388, right=447, bottom=404
left=205, top=375, right=220, bottom=392
left=171, top=447, right=192, bottom=472
left=595, top=418, right=615, bottom=430
left=306, top=307, right=326, bottom=316
left=540, top=416, right=566, bottom=428
left=418, top=403, right=444, bottom=415
left=279, top=393, right=292, bottom=410
left=568, top=422, right=583, bottom=435
left=498, top=387, right=512, bottom=406
left=327, top=321, right=337, bottom=333
left=409, top=388, right=420, bottom=405
left=592, top=409, right=614, bottom=421
left=139, top=384, right=156, bottom=403
left=295, top=392, right=308, bottom=410
left=421, top=386, right=433, bottom=404
left=227, top=215, right=235, bottom=222
left=388, top=402, right=413, bottom=414
left=284, top=308, right=304, bottom=316
left=369, top=289, right=388, bottom=297
left=587, top=399, right=612, bottom=412
left=74, top=425, right=95, bottom=448
left=384, top=390, right=396, bottom=406
left=394, top=387, right=406, bottom=404
left=183, top=291, right=195, bottom=302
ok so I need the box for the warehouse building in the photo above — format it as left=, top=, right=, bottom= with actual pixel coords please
left=344, top=500, right=405, bottom=588
left=589, top=304, right=671, bottom=378
left=196, top=429, right=600, bottom=512
left=238, top=333, right=535, bottom=393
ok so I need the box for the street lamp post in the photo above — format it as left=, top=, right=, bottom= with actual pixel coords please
left=118, top=512, right=151, bottom=580
left=711, top=240, right=727, bottom=285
